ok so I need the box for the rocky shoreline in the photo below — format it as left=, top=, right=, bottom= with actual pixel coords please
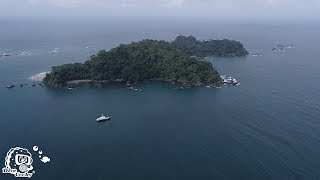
left=64, top=78, right=225, bottom=88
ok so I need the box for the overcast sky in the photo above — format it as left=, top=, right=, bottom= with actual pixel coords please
left=1, top=0, right=319, bottom=19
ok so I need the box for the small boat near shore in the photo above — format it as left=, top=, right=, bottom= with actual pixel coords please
left=252, top=53, right=262, bottom=57
left=226, top=77, right=238, bottom=85
left=128, top=86, right=140, bottom=91
left=6, top=85, right=15, bottom=89
left=96, top=114, right=111, bottom=122
left=0, top=54, right=11, bottom=57
left=220, top=75, right=239, bottom=85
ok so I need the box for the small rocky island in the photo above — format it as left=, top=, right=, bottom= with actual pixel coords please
left=44, top=35, right=248, bottom=88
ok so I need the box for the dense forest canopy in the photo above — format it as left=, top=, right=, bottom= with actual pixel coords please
left=171, top=35, right=248, bottom=57
left=44, top=36, right=248, bottom=88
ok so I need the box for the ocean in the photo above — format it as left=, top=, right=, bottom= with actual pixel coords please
left=1, top=17, right=320, bottom=179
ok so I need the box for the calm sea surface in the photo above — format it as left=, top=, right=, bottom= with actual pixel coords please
left=1, top=18, right=320, bottom=180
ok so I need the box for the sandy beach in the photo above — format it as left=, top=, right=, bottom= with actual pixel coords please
left=30, top=72, right=49, bottom=81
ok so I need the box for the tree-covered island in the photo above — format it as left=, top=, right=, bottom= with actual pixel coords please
left=44, top=36, right=248, bottom=88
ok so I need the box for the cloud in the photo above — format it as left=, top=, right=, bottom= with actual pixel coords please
left=23, top=0, right=186, bottom=8
left=120, top=1, right=137, bottom=8
left=0, top=0, right=319, bottom=18
left=165, top=0, right=185, bottom=8
left=26, top=0, right=108, bottom=8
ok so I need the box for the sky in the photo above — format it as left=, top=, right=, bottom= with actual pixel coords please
left=1, top=0, right=319, bottom=19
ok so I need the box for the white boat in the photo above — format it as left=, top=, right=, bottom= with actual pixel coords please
left=6, top=85, right=15, bottom=89
left=252, top=53, right=262, bottom=57
left=96, top=114, right=111, bottom=122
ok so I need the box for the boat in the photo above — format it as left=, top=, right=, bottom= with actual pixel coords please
left=226, top=77, right=238, bottom=85
left=220, top=75, right=239, bottom=86
left=232, top=79, right=238, bottom=85
left=48, top=50, right=58, bottom=54
left=96, top=114, right=111, bottom=122
left=252, top=53, right=262, bottom=57
left=128, top=86, right=139, bottom=91
left=6, top=85, right=15, bottom=89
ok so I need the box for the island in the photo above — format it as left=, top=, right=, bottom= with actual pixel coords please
left=43, top=35, right=248, bottom=88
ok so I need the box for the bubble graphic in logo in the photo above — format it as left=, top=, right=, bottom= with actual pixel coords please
left=33, top=146, right=39, bottom=152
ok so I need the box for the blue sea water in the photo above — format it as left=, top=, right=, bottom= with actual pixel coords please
left=1, top=17, right=320, bottom=179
